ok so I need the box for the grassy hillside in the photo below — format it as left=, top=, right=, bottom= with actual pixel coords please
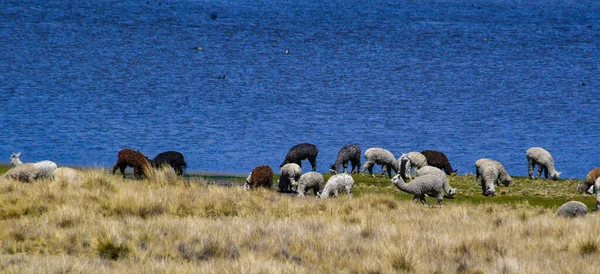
left=0, top=166, right=598, bottom=272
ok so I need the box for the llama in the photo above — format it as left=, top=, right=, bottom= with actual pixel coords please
left=421, top=150, right=457, bottom=175
left=10, top=152, right=57, bottom=179
left=526, top=147, right=560, bottom=180
left=111, top=148, right=152, bottom=179
left=52, top=167, right=83, bottom=184
left=278, top=163, right=302, bottom=193
left=244, top=165, right=274, bottom=190
left=577, top=167, right=600, bottom=194
left=3, top=164, right=40, bottom=183
left=318, top=173, right=354, bottom=198
left=476, top=161, right=499, bottom=196
left=391, top=174, right=445, bottom=206
left=360, top=148, right=397, bottom=178
left=474, top=158, right=512, bottom=186
left=330, top=144, right=361, bottom=174
left=295, top=172, right=325, bottom=197
left=396, top=151, right=428, bottom=181
left=556, top=201, right=588, bottom=218
left=280, top=143, right=319, bottom=171
left=415, top=166, right=456, bottom=197
left=149, top=151, right=187, bottom=176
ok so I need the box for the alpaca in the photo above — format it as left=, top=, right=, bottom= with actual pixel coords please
left=421, top=150, right=457, bottom=175
left=52, top=167, right=83, bottom=184
left=396, top=151, right=428, bottom=181
left=556, top=201, right=588, bottom=218
left=330, top=144, right=361, bottom=174
left=149, top=151, right=187, bottom=176
left=474, top=158, right=512, bottom=186
left=278, top=163, right=302, bottom=193
left=391, top=174, right=445, bottom=206
left=245, top=165, right=273, bottom=190
left=111, top=148, right=151, bottom=179
left=526, top=147, right=560, bottom=180
left=577, top=167, right=600, bottom=194
left=318, top=173, right=354, bottom=198
left=360, top=148, right=397, bottom=178
left=3, top=164, right=40, bottom=183
left=476, top=161, right=499, bottom=196
left=415, top=166, right=456, bottom=197
left=295, top=172, right=325, bottom=197
left=280, top=143, right=319, bottom=171
left=10, top=152, right=57, bottom=179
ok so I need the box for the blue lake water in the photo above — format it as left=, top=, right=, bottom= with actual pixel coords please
left=1, top=0, right=599, bottom=178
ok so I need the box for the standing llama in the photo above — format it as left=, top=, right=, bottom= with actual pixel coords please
left=421, top=150, right=457, bottom=175
left=245, top=165, right=274, bottom=190
left=391, top=174, right=446, bottom=206
left=149, top=151, right=187, bottom=176
left=526, top=147, right=560, bottom=180
left=474, top=158, right=512, bottom=186
left=318, top=173, right=354, bottom=198
left=577, top=167, right=600, bottom=195
left=280, top=143, right=319, bottom=171
left=360, top=148, right=397, bottom=178
left=330, top=144, right=361, bottom=174
left=112, top=148, right=152, bottom=179
left=396, top=151, right=428, bottom=181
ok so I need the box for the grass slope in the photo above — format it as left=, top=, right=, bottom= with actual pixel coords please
left=0, top=165, right=598, bottom=273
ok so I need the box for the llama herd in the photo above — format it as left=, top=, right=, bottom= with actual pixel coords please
left=2, top=149, right=187, bottom=183
left=3, top=143, right=599, bottom=212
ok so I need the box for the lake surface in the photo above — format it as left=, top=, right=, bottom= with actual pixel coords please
left=1, top=0, right=598, bottom=178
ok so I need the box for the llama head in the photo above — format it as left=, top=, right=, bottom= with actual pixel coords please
left=244, top=172, right=252, bottom=190
left=483, top=183, right=496, bottom=196
left=329, top=164, right=338, bottom=175
left=551, top=171, right=561, bottom=181
left=577, top=183, right=590, bottom=194
left=391, top=174, right=404, bottom=185
left=10, top=152, right=22, bottom=166
left=448, top=188, right=457, bottom=197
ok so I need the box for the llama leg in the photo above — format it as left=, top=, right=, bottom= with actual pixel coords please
left=346, top=186, right=352, bottom=197
left=436, top=193, right=443, bottom=206
left=309, top=157, right=317, bottom=172
left=342, top=162, right=348, bottom=173
left=528, top=159, right=534, bottom=179
left=412, top=195, right=419, bottom=203
left=474, top=165, right=480, bottom=185
left=543, top=167, right=548, bottom=178
left=419, top=195, right=427, bottom=206
left=537, top=165, right=543, bottom=178
left=361, top=161, right=374, bottom=177
left=351, top=160, right=359, bottom=174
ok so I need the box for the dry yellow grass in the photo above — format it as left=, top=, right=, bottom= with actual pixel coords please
left=0, top=168, right=599, bottom=273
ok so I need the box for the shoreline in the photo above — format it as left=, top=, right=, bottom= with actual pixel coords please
left=0, top=162, right=246, bottom=178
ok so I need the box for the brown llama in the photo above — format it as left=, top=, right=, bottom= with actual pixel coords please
left=112, top=148, right=151, bottom=179
left=578, top=167, right=600, bottom=194
left=244, top=165, right=274, bottom=190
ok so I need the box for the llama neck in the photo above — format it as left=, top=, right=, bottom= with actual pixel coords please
left=392, top=176, right=418, bottom=194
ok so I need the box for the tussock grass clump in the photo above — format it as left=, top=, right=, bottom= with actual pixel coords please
left=96, top=234, right=132, bottom=260
left=579, top=238, right=599, bottom=256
